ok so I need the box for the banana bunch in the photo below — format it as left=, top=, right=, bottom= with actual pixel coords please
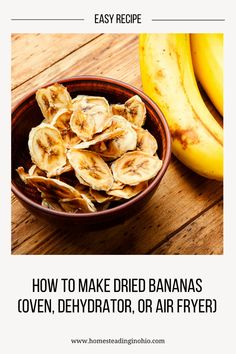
left=190, top=34, right=223, bottom=116
left=139, top=33, right=223, bottom=181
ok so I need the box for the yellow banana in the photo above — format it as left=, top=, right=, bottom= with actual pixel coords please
left=199, top=84, right=223, bottom=129
left=190, top=33, right=223, bottom=115
left=139, top=33, right=223, bottom=181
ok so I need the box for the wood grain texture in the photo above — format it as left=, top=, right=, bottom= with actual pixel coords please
left=12, top=34, right=139, bottom=107
left=12, top=157, right=223, bottom=255
left=153, top=201, right=223, bottom=255
left=11, top=33, right=101, bottom=89
left=11, top=33, right=223, bottom=255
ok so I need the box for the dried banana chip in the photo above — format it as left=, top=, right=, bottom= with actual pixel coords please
left=112, top=95, right=146, bottom=127
left=98, top=141, right=107, bottom=152
left=70, top=104, right=95, bottom=141
left=17, top=166, right=46, bottom=184
left=110, top=181, right=125, bottom=190
left=26, top=176, right=80, bottom=200
left=111, top=151, right=162, bottom=185
left=36, top=83, right=72, bottom=122
left=72, top=115, right=126, bottom=150
left=107, top=181, right=148, bottom=199
left=47, top=163, right=73, bottom=178
left=74, top=183, right=96, bottom=202
left=72, top=95, right=85, bottom=105
left=59, top=196, right=96, bottom=213
left=51, top=108, right=81, bottom=148
left=89, top=189, right=114, bottom=204
left=96, top=201, right=111, bottom=211
left=16, top=166, right=30, bottom=184
left=75, top=173, right=90, bottom=187
left=93, top=116, right=137, bottom=160
left=41, top=198, right=65, bottom=212
left=133, top=126, right=158, bottom=155
left=74, top=183, right=90, bottom=194
left=40, top=187, right=95, bottom=212
left=17, top=82, right=161, bottom=214
left=75, top=95, right=111, bottom=134
left=28, top=123, right=67, bottom=177
left=28, top=165, right=46, bottom=177
left=67, top=149, right=113, bottom=191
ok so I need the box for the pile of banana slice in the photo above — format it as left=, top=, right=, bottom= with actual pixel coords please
left=17, top=83, right=163, bottom=213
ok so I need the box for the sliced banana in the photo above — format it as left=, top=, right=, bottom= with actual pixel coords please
left=28, top=165, right=46, bottom=177
left=40, top=184, right=96, bottom=213
left=111, top=151, right=162, bottom=185
left=70, top=104, right=95, bottom=141
left=74, top=183, right=96, bottom=202
left=72, top=115, right=126, bottom=150
left=107, top=181, right=148, bottom=199
left=74, top=183, right=90, bottom=194
left=17, top=83, right=160, bottom=213
left=47, top=163, right=73, bottom=178
left=26, top=176, right=80, bottom=200
left=36, top=83, right=72, bottom=122
left=28, top=123, right=67, bottom=177
left=75, top=173, right=90, bottom=187
left=111, top=95, right=146, bottom=127
left=51, top=108, right=81, bottom=148
left=41, top=198, right=64, bottom=212
left=67, top=149, right=113, bottom=191
left=96, top=201, right=111, bottom=211
left=89, top=189, right=114, bottom=204
left=133, top=126, right=158, bottom=155
left=110, top=181, right=125, bottom=190
left=59, top=196, right=96, bottom=213
left=94, top=116, right=137, bottom=160
left=16, top=166, right=30, bottom=184
left=76, top=95, right=111, bottom=134
left=72, top=95, right=85, bottom=105
left=98, top=141, right=107, bottom=152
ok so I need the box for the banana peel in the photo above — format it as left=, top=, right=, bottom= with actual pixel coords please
left=190, top=33, right=223, bottom=115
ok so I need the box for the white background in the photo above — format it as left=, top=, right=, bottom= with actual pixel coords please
left=1, top=0, right=235, bottom=353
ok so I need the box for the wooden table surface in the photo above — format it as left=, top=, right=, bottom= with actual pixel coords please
left=11, top=34, right=223, bottom=255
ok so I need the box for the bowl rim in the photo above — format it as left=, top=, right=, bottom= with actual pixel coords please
left=12, top=75, right=171, bottom=219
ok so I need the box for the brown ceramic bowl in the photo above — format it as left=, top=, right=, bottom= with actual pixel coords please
left=12, top=76, right=171, bottom=228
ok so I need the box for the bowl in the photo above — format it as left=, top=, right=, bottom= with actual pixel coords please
left=12, top=76, right=171, bottom=228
